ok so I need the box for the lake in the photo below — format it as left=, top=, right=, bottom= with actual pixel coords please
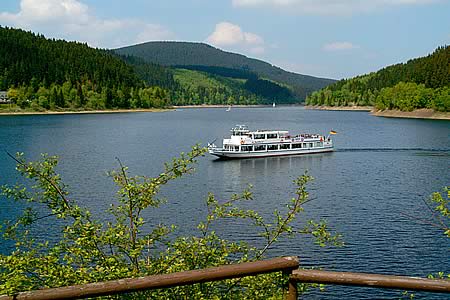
left=0, top=107, right=449, bottom=299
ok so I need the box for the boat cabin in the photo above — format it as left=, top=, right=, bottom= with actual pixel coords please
left=209, top=124, right=334, bottom=158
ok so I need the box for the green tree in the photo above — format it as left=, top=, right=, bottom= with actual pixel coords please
left=76, top=84, right=85, bottom=108
left=56, top=89, right=65, bottom=108
left=307, top=46, right=449, bottom=112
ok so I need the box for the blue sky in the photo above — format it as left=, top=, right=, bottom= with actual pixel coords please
left=1, top=0, right=449, bottom=79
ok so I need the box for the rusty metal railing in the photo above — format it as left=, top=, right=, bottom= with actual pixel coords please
left=1, top=256, right=449, bottom=300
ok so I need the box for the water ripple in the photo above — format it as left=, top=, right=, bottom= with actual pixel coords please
left=337, top=147, right=450, bottom=153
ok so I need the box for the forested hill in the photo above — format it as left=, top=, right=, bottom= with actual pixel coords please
left=0, top=27, right=142, bottom=91
left=114, top=41, right=335, bottom=99
left=0, top=27, right=301, bottom=110
left=306, top=46, right=449, bottom=112
left=0, top=26, right=155, bottom=109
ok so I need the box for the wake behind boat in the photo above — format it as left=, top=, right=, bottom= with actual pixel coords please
left=208, top=125, right=335, bottom=159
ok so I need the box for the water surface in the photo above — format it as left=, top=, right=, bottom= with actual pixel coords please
left=0, top=107, right=449, bottom=299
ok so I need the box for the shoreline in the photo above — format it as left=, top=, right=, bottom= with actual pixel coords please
left=304, top=105, right=373, bottom=111
left=305, top=105, right=450, bottom=120
left=0, top=108, right=170, bottom=116
left=0, top=105, right=273, bottom=115
left=371, top=108, right=450, bottom=120
left=172, top=104, right=267, bottom=108
left=1, top=106, right=448, bottom=120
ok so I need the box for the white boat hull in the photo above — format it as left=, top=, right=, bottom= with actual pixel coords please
left=209, top=146, right=333, bottom=159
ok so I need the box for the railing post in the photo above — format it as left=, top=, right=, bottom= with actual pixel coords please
left=283, top=268, right=298, bottom=300
left=282, top=256, right=299, bottom=300
left=286, top=272, right=298, bottom=300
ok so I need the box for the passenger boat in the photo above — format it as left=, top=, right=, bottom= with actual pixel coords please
left=208, top=125, right=334, bottom=159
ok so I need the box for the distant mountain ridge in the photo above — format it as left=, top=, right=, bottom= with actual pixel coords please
left=115, top=41, right=335, bottom=100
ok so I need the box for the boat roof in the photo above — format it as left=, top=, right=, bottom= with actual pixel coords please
left=231, top=124, right=249, bottom=131
left=231, top=125, right=288, bottom=135
left=250, top=129, right=289, bottom=134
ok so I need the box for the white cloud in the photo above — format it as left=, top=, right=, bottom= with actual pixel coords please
left=323, top=41, right=360, bottom=51
left=206, top=22, right=264, bottom=46
left=232, top=0, right=438, bottom=15
left=206, top=22, right=266, bottom=54
left=0, top=0, right=174, bottom=48
left=244, top=32, right=264, bottom=45
left=207, top=22, right=246, bottom=46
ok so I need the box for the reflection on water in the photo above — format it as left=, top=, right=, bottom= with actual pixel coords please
left=214, top=153, right=332, bottom=180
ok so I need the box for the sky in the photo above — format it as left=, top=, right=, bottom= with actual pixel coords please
left=0, top=0, right=449, bottom=79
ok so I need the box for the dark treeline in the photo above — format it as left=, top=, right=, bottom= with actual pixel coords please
left=117, top=54, right=179, bottom=89
left=306, top=46, right=449, bottom=112
left=0, top=27, right=300, bottom=110
left=172, top=66, right=296, bottom=104
left=172, top=65, right=258, bottom=80
left=0, top=27, right=141, bottom=90
left=244, top=78, right=295, bottom=103
left=173, top=65, right=296, bottom=103
left=0, top=26, right=169, bottom=110
left=171, top=85, right=259, bottom=106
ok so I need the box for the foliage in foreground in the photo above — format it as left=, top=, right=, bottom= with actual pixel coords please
left=430, top=187, right=450, bottom=238
left=423, top=187, right=449, bottom=281
left=0, top=146, right=341, bottom=299
left=402, top=187, right=450, bottom=299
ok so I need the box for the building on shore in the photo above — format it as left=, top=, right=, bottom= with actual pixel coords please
left=0, top=91, right=11, bottom=104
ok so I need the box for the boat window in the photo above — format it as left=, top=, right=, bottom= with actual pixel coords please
left=267, top=133, right=277, bottom=139
left=254, top=134, right=265, bottom=139
left=280, top=144, right=290, bottom=150
left=254, top=145, right=266, bottom=151
left=316, top=142, right=323, bottom=147
left=267, top=144, right=278, bottom=151
left=235, top=146, right=239, bottom=151
left=292, top=143, right=302, bottom=149
left=309, top=143, right=314, bottom=148
left=242, top=146, right=252, bottom=151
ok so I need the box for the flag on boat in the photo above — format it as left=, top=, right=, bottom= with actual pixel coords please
left=329, top=130, right=337, bottom=135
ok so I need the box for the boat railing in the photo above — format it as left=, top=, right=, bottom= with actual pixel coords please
left=2, top=256, right=449, bottom=300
